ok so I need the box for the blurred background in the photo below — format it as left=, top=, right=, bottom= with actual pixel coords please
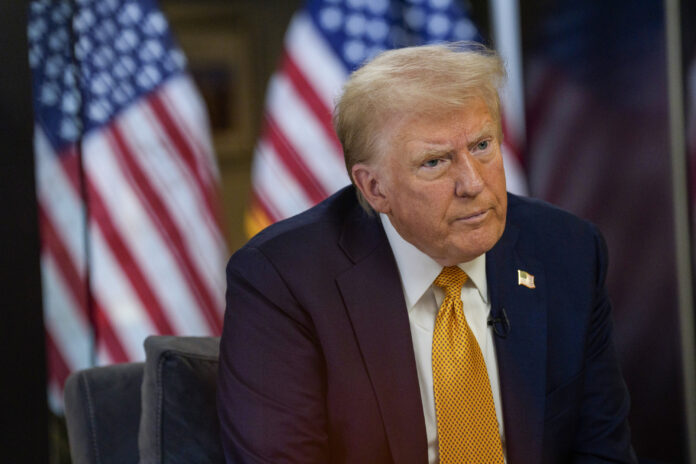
left=1, top=0, right=695, bottom=462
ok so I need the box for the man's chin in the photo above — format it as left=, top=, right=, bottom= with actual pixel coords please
left=446, top=235, right=502, bottom=264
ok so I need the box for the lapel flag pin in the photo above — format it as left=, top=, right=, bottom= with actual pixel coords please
left=518, top=270, right=536, bottom=289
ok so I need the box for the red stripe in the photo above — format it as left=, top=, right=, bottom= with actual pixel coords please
left=107, top=124, right=222, bottom=333
left=38, top=203, right=129, bottom=363
left=525, top=69, right=560, bottom=141
left=38, top=205, right=88, bottom=312
left=45, top=330, right=71, bottom=389
left=93, top=302, right=129, bottom=363
left=59, top=152, right=176, bottom=335
left=501, top=118, right=524, bottom=167
left=158, top=90, right=231, bottom=242
left=263, top=114, right=328, bottom=204
left=282, top=52, right=343, bottom=155
left=251, top=188, right=280, bottom=224
left=147, top=93, right=224, bottom=233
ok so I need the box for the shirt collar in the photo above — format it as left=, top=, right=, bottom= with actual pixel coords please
left=380, top=214, right=489, bottom=311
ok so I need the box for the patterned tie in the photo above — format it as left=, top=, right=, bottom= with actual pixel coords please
left=432, top=266, right=504, bottom=463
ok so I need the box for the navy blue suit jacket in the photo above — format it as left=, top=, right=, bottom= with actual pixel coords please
left=217, top=186, right=636, bottom=463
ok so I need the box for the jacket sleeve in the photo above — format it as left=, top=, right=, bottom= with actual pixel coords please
left=216, top=245, right=329, bottom=463
left=572, top=228, right=637, bottom=463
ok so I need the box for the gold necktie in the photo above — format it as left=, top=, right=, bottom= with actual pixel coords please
left=432, top=266, right=504, bottom=463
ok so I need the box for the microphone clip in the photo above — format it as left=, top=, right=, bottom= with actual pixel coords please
left=487, top=307, right=510, bottom=338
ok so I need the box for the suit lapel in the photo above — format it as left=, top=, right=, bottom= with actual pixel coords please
left=336, top=206, right=428, bottom=464
left=487, top=221, right=547, bottom=464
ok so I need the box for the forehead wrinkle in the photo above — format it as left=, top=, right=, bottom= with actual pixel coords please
left=409, top=140, right=453, bottom=155
left=406, top=120, right=495, bottom=156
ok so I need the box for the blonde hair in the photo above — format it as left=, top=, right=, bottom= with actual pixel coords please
left=333, top=42, right=506, bottom=211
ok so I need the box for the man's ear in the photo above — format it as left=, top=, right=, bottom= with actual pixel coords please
left=352, top=163, right=390, bottom=214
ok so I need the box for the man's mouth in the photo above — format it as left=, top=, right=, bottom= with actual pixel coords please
left=456, top=209, right=489, bottom=224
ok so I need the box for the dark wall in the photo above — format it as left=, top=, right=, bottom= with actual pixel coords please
left=0, top=0, right=49, bottom=462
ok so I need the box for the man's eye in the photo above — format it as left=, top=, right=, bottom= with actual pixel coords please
left=477, top=140, right=490, bottom=151
left=423, top=159, right=441, bottom=168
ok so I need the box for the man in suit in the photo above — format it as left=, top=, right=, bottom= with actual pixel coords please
left=217, top=44, right=636, bottom=463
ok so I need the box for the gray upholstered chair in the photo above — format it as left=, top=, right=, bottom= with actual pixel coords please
left=64, top=336, right=223, bottom=464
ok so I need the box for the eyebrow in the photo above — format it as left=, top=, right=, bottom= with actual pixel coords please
left=413, top=122, right=497, bottom=152
left=468, top=123, right=497, bottom=141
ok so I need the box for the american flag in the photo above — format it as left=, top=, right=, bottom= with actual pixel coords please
left=245, top=0, right=527, bottom=237
left=28, top=0, right=227, bottom=409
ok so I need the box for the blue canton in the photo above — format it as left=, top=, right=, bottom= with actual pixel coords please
left=28, top=0, right=186, bottom=150
left=307, top=0, right=481, bottom=72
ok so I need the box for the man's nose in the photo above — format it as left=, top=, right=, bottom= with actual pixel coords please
left=453, top=153, right=485, bottom=197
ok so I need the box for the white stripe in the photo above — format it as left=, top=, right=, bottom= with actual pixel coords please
left=117, top=103, right=226, bottom=311
left=83, top=131, right=212, bottom=335
left=88, top=223, right=158, bottom=361
left=48, top=380, right=63, bottom=414
left=34, top=128, right=86, bottom=274
left=35, top=130, right=133, bottom=367
left=252, top=139, right=313, bottom=218
left=285, top=12, right=348, bottom=109
left=490, top=0, right=526, bottom=147
left=137, top=91, right=226, bottom=258
left=95, top=342, right=113, bottom=367
left=35, top=129, right=150, bottom=363
left=501, top=143, right=526, bottom=196
left=41, top=254, right=92, bottom=372
left=160, top=75, right=221, bottom=182
left=268, top=74, right=350, bottom=193
left=37, top=128, right=160, bottom=361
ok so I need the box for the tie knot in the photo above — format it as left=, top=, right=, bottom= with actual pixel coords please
left=434, top=266, right=468, bottom=298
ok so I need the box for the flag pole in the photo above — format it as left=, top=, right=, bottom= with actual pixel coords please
left=664, top=0, right=696, bottom=462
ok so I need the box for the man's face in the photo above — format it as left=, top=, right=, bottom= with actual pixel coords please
left=354, top=98, right=508, bottom=266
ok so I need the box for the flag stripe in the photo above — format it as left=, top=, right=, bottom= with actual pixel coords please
left=253, top=141, right=313, bottom=218
left=285, top=13, right=347, bottom=107
left=157, top=84, right=227, bottom=240
left=82, top=133, right=211, bottom=336
left=157, top=87, right=228, bottom=258
left=56, top=149, right=176, bottom=335
left=107, top=124, right=223, bottom=333
left=148, top=93, right=224, bottom=232
left=160, top=77, right=221, bottom=182
left=38, top=205, right=88, bottom=318
left=88, top=225, right=161, bottom=361
left=267, top=74, right=349, bottom=192
left=144, top=97, right=227, bottom=255
left=39, top=205, right=130, bottom=363
left=264, top=115, right=329, bottom=204
left=36, top=131, right=148, bottom=364
left=92, top=302, right=130, bottom=363
left=118, top=93, right=226, bottom=301
left=525, top=65, right=559, bottom=139
left=282, top=52, right=343, bottom=154
left=41, top=253, right=93, bottom=372
left=501, top=118, right=523, bottom=165
left=35, top=135, right=86, bottom=275
left=84, top=181, right=176, bottom=334
left=45, top=330, right=72, bottom=391
left=252, top=189, right=281, bottom=225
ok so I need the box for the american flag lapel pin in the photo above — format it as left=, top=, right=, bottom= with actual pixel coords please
left=517, top=270, right=536, bottom=289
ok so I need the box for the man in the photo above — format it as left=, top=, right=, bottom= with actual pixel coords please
left=217, top=44, right=636, bottom=463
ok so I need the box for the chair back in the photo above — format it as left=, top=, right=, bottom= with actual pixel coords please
left=64, top=336, right=223, bottom=464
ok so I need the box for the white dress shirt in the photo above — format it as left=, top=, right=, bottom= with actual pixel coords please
left=380, top=214, right=507, bottom=464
